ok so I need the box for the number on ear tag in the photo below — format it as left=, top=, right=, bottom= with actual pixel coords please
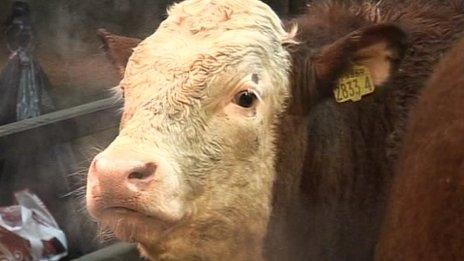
left=334, top=65, right=375, bottom=103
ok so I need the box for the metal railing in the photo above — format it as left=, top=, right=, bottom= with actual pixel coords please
left=0, top=98, right=122, bottom=158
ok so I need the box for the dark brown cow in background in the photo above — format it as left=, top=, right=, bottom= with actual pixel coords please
left=272, top=1, right=464, bottom=260
left=94, top=0, right=464, bottom=260
left=377, top=37, right=464, bottom=261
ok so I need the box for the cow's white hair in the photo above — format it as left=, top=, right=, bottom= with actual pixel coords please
left=97, top=1, right=299, bottom=259
left=121, top=0, right=297, bottom=117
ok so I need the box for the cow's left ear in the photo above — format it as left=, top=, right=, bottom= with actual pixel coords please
left=97, top=28, right=142, bottom=79
left=313, top=24, right=408, bottom=95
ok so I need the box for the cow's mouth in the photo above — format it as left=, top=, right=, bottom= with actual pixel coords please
left=104, top=206, right=151, bottom=217
left=100, top=204, right=178, bottom=224
left=87, top=189, right=188, bottom=244
left=97, top=205, right=177, bottom=243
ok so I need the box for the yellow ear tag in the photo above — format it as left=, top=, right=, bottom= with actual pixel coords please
left=334, top=65, right=375, bottom=103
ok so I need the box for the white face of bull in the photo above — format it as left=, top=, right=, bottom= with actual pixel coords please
left=86, top=0, right=294, bottom=259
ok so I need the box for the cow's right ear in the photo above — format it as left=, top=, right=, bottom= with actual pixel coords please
left=312, top=24, right=408, bottom=97
left=97, top=28, right=142, bottom=79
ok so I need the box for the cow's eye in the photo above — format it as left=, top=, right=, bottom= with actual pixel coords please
left=234, top=90, right=258, bottom=108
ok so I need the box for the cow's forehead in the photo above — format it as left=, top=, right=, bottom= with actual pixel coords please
left=163, top=0, right=285, bottom=34
left=125, top=0, right=288, bottom=71
left=121, top=0, right=294, bottom=104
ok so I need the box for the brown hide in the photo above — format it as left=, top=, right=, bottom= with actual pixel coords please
left=96, top=1, right=464, bottom=260
left=376, top=37, right=464, bottom=261
left=267, top=1, right=464, bottom=260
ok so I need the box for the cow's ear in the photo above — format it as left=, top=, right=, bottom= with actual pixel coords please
left=313, top=24, right=408, bottom=96
left=97, top=28, right=142, bottom=79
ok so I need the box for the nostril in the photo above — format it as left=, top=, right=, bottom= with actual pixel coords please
left=128, top=171, right=150, bottom=180
left=127, top=163, right=156, bottom=181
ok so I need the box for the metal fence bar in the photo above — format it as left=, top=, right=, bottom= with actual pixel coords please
left=0, top=98, right=121, bottom=157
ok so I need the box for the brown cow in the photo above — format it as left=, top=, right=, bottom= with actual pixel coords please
left=376, top=37, right=464, bottom=261
left=89, top=0, right=464, bottom=260
left=274, top=1, right=464, bottom=260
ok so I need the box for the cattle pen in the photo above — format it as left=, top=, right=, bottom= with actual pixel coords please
left=1, top=0, right=464, bottom=260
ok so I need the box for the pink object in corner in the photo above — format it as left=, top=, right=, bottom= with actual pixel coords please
left=0, top=190, right=67, bottom=260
